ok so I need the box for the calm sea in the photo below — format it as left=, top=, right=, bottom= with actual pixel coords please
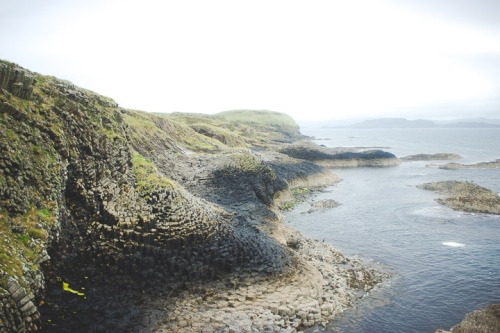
left=286, top=128, right=500, bottom=333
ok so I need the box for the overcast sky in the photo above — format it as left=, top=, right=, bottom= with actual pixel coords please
left=1, top=0, right=499, bottom=121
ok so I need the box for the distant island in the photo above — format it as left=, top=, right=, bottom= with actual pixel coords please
left=299, top=117, right=500, bottom=129
left=350, top=118, right=437, bottom=128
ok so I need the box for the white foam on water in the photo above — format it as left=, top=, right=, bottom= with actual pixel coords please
left=442, top=241, right=465, bottom=248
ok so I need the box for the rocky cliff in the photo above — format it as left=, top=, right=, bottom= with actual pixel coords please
left=0, top=61, right=387, bottom=332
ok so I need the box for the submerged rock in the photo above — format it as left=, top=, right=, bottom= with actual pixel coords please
left=304, top=199, right=341, bottom=214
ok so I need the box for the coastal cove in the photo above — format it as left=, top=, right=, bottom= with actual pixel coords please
left=286, top=127, right=500, bottom=332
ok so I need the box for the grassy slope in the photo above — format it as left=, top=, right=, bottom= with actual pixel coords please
left=156, top=109, right=301, bottom=148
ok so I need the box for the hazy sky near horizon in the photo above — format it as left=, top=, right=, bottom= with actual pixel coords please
left=1, top=0, right=500, bottom=121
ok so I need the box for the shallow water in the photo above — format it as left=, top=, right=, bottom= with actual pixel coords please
left=286, top=128, right=500, bottom=333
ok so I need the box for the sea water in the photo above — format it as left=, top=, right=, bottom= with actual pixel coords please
left=285, top=128, right=500, bottom=333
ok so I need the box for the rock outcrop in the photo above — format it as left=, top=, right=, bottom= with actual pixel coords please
left=279, top=142, right=401, bottom=168
left=402, top=153, right=462, bottom=161
left=0, top=62, right=35, bottom=100
left=0, top=61, right=387, bottom=332
left=418, top=181, right=500, bottom=215
left=436, top=304, right=500, bottom=333
left=427, top=159, right=500, bottom=169
left=305, top=199, right=340, bottom=214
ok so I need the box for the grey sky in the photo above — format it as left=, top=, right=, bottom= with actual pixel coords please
left=1, top=0, right=499, bottom=120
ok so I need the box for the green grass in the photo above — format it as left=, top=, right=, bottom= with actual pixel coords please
left=32, top=145, right=42, bottom=155
left=125, top=110, right=220, bottom=152
left=279, top=187, right=312, bottom=211
left=0, top=205, right=53, bottom=288
left=5, top=129, right=15, bottom=140
left=231, top=153, right=263, bottom=173
left=132, top=152, right=174, bottom=193
left=156, top=110, right=299, bottom=147
left=38, top=209, right=52, bottom=219
left=216, top=109, right=297, bottom=127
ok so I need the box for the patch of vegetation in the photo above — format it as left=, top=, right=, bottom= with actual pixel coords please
left=229, top=153, right=277, bottom=180
left=104, top=128, right=122, bottom=140
left=279, top=187, right=313, bottom=211
left=32, top=145, right=42, bottom=155
left=156, top=110, right=300, bottom=147
left=231, top=153, right=263, bottom=173
left=0, top=204, right=54, bottom=288
left=216, top=109, right=297, bottom=128
left=189, top=123, right=246, bottom=147
left=125, top=110, right=221, bottom=153
left=132, top=152, right=174, bottom=193
left=5, top=129, right=15, bottom=140
left=216, top=109, right=301, bottom=139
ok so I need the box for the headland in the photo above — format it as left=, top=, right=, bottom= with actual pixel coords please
left=0, top=60, right=396, bottom=332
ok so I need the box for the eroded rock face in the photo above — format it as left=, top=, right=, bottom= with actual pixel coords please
left=418, top=181, right=500, bottom=215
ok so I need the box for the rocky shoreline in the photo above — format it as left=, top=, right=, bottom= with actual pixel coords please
left=154, top=227, right=389, bottom=332
left=418, top=181, right=500, bottom=215
left=0, top=61, right=394, bottom=332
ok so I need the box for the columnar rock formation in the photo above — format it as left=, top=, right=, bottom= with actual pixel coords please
left=0, top=62, right=35, bottom=100
left=0, top=61, right=389, bottom=332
